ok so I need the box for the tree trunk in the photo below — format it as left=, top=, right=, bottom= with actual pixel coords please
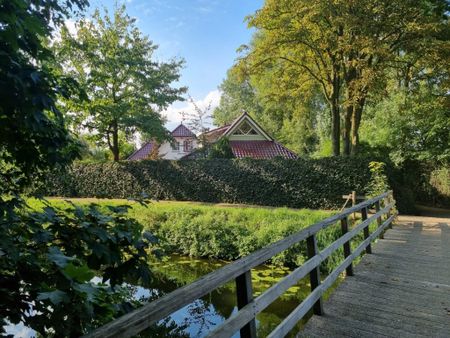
left=343, top=105, right=352, bottom=156
left=112, top=120, right=120, bottom=161
left=331, top=103, right=340, bottom=156
left=343, top=64, right=357, bottom=156
left=350, top=97, right=365, bottom=155
left=330, top=70, right=341, bottom=156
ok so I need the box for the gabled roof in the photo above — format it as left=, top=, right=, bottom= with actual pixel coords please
left=190, top=113, right=298, bottom=160
left=171, top=124, right=196, bottom=138
left=127, top=141, right=155, bottom=161
left=230, top=141, right=297, bottom=159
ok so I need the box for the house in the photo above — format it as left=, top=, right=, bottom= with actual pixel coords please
left=128, top=112, right=297, bottom=160
left=127, top=123, right=197, bottom=160
left=197, top=112, right=297, bottom=159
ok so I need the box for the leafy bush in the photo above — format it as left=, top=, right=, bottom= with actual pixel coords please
left=37, top=158, right=375, bottom=210
left=1, top=199, right=159, bottom=336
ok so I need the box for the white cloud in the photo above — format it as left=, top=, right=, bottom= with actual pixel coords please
left=162, top=90, right=221, bottom=131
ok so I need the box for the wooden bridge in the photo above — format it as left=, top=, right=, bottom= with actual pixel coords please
left=85, top=192, right=450, bottom=338
left=300, top=214, right=450, bottom=338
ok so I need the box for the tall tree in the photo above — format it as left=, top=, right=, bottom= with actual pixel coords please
left=245, top=2, right=345, bottom=155
left=339, top=0, right=450, bottom=154
left=241, top=0, right=449, bottom=156
left=54, top=5, right=186, bottom=161
left=0, top=0, right=87, bottom=184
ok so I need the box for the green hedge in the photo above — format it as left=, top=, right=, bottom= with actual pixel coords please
left=38, top=158, right=374, bottom=209
left=37, top=158, right=448, bottom=212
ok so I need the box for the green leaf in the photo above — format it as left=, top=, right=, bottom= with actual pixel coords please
left=73, top=283, right=98, bottom=302
left=37, top=290, right=69, bottom=305
left=47, top=246, right=74, bottom=268
left=63, top=263, right=95, bottom=283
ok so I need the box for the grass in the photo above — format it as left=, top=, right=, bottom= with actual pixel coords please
left=26, top=198, right=339, bottom=269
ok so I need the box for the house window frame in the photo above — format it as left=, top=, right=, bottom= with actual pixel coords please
left=171, top=142, right=180, bottom=151
left=183, top=140, right=193, bottom=152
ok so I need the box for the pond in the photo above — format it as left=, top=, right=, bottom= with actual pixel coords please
left=143, top=255, right=315, bottom=337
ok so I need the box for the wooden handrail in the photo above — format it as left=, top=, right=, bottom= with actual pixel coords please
left=83, top=191, right=395, bottom=338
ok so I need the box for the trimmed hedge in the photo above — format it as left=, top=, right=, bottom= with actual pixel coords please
left=38, top=158, right=375, bottom=209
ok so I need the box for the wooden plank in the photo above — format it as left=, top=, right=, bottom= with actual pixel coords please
left=340, top=217, right=353, bottom=276
left=361, top=207, right=371, bottom=254
left=84, top=192, right=391, bottom=338
left=235, top=271, right=257, bottom=338
left=306, top=235, right=323, bottom=315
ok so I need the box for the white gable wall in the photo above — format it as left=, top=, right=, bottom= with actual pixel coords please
left=224, top=115, right=272, bottom=141
left=158, top=136, right=198, bottom=160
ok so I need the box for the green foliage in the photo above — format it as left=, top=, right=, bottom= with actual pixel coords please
left=213, top=68, right=263, bottom=125
left=37, top=158, right=376, bottom=209
left=361, top=83, right=450, bottom=165
left=0, top=0, right=87, bottom=189
left=1, top=199, right=158, bottom=336
left=53, top=4, right=186, bottom=161
left=366, top=162, right=390, bottom=198
left=208, top=138, right=235, bottom=159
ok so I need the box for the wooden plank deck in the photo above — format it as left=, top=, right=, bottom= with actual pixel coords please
left=298, top=215, right=450, bottom=338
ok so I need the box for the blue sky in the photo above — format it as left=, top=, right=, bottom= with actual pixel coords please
left=85, top=0, right=263, bottom=129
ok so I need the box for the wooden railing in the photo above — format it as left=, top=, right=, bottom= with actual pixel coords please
left=84, top=191, right=396, bottom=338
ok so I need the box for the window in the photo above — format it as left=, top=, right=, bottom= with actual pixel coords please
left=183, top=140, right=193, bottom=152
left=171, top=142, right=180, bottom=151
left=232, top=121, right=259, bottom=136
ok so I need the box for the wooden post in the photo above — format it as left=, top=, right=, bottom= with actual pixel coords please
left=351, top=190, right=356, bottom=221
left=235, top=271, right=257, bottom=338
left=361, top=207, right=372, bottom=254
left=340, top=217, right=353, bottom=276
left=375, top=200, right=383, bottom=239
left=306, top=235, right=324, bottom=315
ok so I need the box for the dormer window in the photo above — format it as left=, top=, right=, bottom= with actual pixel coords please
left=232, top=121, right=258, bottom=136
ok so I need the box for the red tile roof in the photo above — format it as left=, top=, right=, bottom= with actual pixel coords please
left=230, top=141, right=297, bottom=159
left=171, top=124, right=196, bottom=138
left=127, top=141, right=155, bottom=160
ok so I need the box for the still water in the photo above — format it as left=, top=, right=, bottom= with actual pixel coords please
left=145, top=255, right=313, bottom=337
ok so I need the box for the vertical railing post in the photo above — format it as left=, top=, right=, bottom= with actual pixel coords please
left=351, top=190, right=356, bottom=221
left=361, top=206, right=372, bottom=254
left=235, top=271, right=257, bottom=338
left=375, top=200, right=383, bottom=239
left=386, top=192, right=393, bottom=229
left=306, top=234, right=324, bottom=315
left=340, top=217, right=354, bottom=276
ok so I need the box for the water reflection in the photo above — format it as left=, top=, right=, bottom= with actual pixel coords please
left=144, top=255, right=311, bottom=337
